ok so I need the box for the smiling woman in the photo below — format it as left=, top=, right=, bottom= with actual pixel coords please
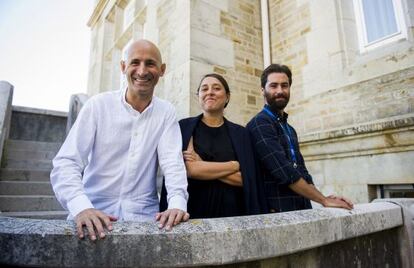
left=160, top=73, right=267, bottom=218
left=0, top=0, right=94, bottom=112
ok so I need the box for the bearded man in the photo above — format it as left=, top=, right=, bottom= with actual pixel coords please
left=247, top=64, right=353, bottom=213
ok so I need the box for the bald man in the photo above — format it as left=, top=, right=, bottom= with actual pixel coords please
left=51, top=40, right=189, bottom=240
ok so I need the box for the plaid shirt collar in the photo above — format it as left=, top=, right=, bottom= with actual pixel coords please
left=263, top=104, right=289, bottom=122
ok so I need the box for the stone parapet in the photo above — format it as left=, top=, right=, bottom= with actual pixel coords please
left=66, top=93, right=89, bottom=134
left=9, top=106, right=67, bottom=143
left=11, top=106, right=67, bottom=117
left=374, top=198, right=414, bottom=267
left=1, top=202, right=411, bottom=267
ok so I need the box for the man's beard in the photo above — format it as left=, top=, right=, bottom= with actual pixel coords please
left=264, top=91, right=290, bottom=112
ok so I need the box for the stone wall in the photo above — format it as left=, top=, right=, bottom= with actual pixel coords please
left=1, top=201, right=413, bottom=267
left=267, top=0, right=414, bottom=202
left=268, top=0, right=310, bottom=102
left=301, top=116, right=414, bottom=203
left=298, top=68, right=414, bottom=202
left=9, top=106, right=67, bottom=143
left=268, top=0, right=414, bottom=136
left=86, top=0, right=414, bottom=126
left=87, top=0, right=265, bottom=123
left=156, top=0, right=191, bottom=119
left=189, top=0, right=264, bottom=124
left=291, top=66, right=414, bottom=139
left=85, top=0, right=414, bottom=202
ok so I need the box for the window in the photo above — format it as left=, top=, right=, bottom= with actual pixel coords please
left=353, top=0, right=407, bottom=52
left=370, top=184, right=414, bottom=200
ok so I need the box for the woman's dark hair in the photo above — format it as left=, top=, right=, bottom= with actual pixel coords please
left=197, top=73, right=230, bottom=108
left=260, top=64, right=292, bottom=88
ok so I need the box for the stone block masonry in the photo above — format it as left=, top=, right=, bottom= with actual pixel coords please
left=82, top=0, right=414, bottom=205
left=189, top=0, right=264, bottom=124
left=289, top=67, right=414, bottom=136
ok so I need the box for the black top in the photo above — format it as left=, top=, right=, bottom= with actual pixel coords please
left=159, top=114, right=267, bottom=218
left=187, top=120, right=245, bottom=218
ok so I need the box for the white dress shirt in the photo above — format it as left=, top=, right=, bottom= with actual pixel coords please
left=51, top=88, right=188, bottom=221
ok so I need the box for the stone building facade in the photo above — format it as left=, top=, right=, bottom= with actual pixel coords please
left=87, top=0, right=414, bottom=203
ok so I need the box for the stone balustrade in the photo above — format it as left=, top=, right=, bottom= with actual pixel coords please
left=9, top=105, right=67, bottom=143
left=1, top=200, right=413, bottom=267
left=66, top=93, right=89, bottom=135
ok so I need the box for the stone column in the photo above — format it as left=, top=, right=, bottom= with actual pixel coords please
left=188, top=0, right=264, bottom=124
left=153, top=0, right=264, bottom=122
left=155, top=0, right=191, bottom=119
left=0, top=81, right=13, bottom=166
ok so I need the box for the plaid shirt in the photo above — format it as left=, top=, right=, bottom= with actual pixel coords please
left=247, top=106, right=313, bottom=212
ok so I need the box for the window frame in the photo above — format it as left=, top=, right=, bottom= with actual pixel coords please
left=376, top=184, right=414, bottom=199
left=353, top=0, right=408, bottom=52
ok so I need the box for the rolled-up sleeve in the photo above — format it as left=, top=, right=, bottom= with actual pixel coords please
left=157, top=107, right=188, bottom=212
left=50, top=99, right=96, bottom=217
left=247, top=115, right=303, bottom=185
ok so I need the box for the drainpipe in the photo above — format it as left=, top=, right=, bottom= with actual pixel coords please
left=260, top=0, right=271, bottom=68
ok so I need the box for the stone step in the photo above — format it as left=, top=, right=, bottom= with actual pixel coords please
left=2, top=159, right=53, bottom=170
left=0, top=210, right=68, bottom=220
left=0, top=195, right=63, bottom=212
left=0, top=168, right=50, bottom=181
left=0, top=181, right=54, bottom=195
left=5, top=139, right=61, bottom=153
left=5, top=149, right=57, bottom=162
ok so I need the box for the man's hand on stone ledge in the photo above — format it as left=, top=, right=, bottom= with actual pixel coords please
left=289, top=179, right=354, bottom=210
left=322, top=195, right=354, bottom=210
left=155, top=209, right=190, bottom=231
left=75, top=208, right=118, bottom=241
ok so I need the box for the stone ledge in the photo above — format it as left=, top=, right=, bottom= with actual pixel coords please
left=0, top=202, right=403, bottom=267
left=301, top=114, right=414, bottom=143
left=12, top=105, right=68, bottom=117
left=300, top=123, right=414, bottom=160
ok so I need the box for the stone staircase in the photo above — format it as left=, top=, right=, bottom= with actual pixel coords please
left=0, top=106, right=68, bottom=219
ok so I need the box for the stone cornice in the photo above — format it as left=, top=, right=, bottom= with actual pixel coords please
left=299, top=114, right=414, bottom=160
left=12, top=106, right=67, bottom=117
left=301, top=114, right=414, bottom=143
left=87, top=0, right=109, bottom=28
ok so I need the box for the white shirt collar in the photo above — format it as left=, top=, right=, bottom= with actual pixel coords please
left=121, top=87, right=155, bottom=116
